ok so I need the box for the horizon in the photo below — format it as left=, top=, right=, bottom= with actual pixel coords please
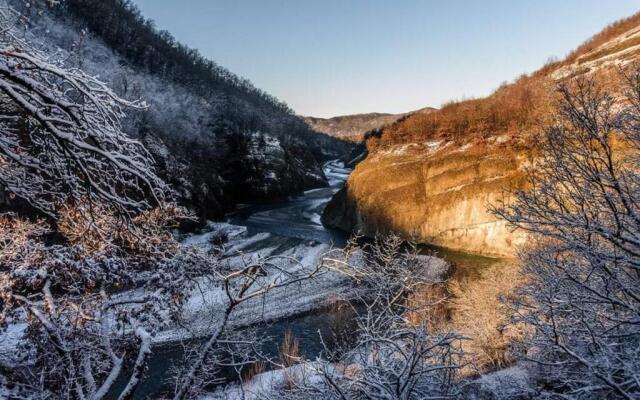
left=4, top=2, right=640, bottom=399
left=132, top=0, right=640, bottom=118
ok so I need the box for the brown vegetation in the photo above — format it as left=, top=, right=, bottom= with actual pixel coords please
left=279, top=330, right=301, bottom=369
left=58, top=200, right=192, bottom=256
left=406, top=282, right=450, bottom=331
left=449, top=263, right=527, bottom=373
left=241, top=361, right=266, bottom=382
left=326, top=12, right=640, bottom=257
left=536, top=11, right=640, bottom=76
left=370, top=11, right=640, bottom=153
left=369, top=75, right=555, bottom=151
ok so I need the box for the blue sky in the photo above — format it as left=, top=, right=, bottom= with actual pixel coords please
left=133, top=0, right=640, bottom=117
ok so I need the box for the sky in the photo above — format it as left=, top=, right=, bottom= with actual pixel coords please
left=132, top=0, right=640, bottom=118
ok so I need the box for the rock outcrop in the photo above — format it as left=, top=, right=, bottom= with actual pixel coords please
left=144, top=132, right=327, bottom=222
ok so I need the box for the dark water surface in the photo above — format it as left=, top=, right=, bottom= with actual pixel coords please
left=111, top=305, right=358, bottom=399
left=228, top=161, right=350, bottom=246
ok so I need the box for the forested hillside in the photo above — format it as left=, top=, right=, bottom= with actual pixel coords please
left=8, top=0, right=352, bottom=221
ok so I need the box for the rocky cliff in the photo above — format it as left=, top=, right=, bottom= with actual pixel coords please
left=323, top=12, right=640, bottom=257
left=323, top=137, right=532, bottom=256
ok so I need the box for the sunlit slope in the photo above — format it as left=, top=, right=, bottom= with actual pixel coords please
left=324, top=12, right=640, bottom=256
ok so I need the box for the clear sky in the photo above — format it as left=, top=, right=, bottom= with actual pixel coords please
left=132, top=0, right=640, bottom=118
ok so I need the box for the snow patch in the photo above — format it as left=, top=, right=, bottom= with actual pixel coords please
left=462, top=365, right=535, bottom=400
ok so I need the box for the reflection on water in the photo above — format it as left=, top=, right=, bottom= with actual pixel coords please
left=107, top=157, right=513, bottom=399
left=108, top=303, right=358, bottom=399
left=109, top=243, right=510, bottom=400
left=419, top=244, right=507, bottom=280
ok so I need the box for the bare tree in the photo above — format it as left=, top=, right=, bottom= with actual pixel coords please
left=171, top=252, right=326, bottom=400
left=494, top=68, right=640, bottom=399
left=266, top=236, right=466, bottom=400
left=0, top=206, right=215, bottom=399
left=0, top=4, right=327, bottom=399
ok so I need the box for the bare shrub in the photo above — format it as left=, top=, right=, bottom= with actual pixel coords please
left=449, top=262, right=527, bottom=373
left=0, top=4, right=165, bottom=218
left=275, top=235, right=467, bottom=400
left=0, top=209, right=211, bottom=399
left=242, top=360, right=266, bottom=382
left=279, top=330, right=301, bottom=369
left=494, top=67, right=640, bottom=399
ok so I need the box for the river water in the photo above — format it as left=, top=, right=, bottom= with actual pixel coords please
left=109, top=160, right=503, bottom=399
left=108, top=161, right=354, bottom=399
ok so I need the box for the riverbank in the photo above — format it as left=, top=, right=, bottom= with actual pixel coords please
left=155, top=160, right=356, bottom=343
left=0, top=159, right=501, bottom=400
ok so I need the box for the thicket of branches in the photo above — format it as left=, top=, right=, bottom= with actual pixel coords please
left=496, top=68, right=640, bottom=399
left=0, top=5, right=165, bottom=217
left=5, top=0, right=353, bottom=222
left=53, top=0, right=351, bottom=160
left=264, top=236, right=466, bottom=400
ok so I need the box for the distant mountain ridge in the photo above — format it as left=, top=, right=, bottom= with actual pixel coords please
left=304, top=107, right=436, bottom=142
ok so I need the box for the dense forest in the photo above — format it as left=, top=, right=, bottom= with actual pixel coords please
left=7, top=0, right=353, bottom=221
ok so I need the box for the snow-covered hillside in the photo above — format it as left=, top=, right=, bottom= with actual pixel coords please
left=7, top=0, right=352, bottom=220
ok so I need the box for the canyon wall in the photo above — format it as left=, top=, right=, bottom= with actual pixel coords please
left=324, top=15, right=640, bottom=257
left=323, top=138, right=530, bottom=257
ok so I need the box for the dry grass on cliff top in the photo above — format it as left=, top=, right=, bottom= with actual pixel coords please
left=368, top=75, right=555, bottom=152
left=369, top=11, right=640, bottom=154
left=536, top=10, right=640, bottom=76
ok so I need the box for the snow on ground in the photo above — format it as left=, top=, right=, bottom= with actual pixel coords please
left=380, top=143, right=416, bottom=156
left=158, top=220, right=448, bottom=343
left=300, top=198, right=327, bottom=225
left=552, top=25, right=640, bottom=80
left=461, top=365, right=535, bottom=400
left=203, top=361, right=534, bottom=400
left=323, top=160, right=351, bottom=187
left=0, top=375, right=19, bottom=399
left=0, top=323, right=27, bottom=368
left=455, top=142, right=473, bottom=152
left=488, top=134, right=510, bottom=145
left=181, top=221, right=247, bottom=248
left=0, top=221, right=351, bottom=362
left=154, top=222, right=354, bottom=343
left=310, top=212, right=322, bottom=225
left=200, top=362, right=327, bottom=400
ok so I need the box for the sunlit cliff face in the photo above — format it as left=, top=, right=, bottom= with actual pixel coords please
left=336, top=137, right=530, bottom=257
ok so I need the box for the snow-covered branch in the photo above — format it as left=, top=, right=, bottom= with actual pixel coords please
left=494, top=67, right=640, bottom=399
left=0, top=3, right=165, bottom=217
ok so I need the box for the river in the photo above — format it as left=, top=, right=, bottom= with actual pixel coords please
left=108, top=161, right=354, bottom=399
left=108, top=160, right=503, bottom=399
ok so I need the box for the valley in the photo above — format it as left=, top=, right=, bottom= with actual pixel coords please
left=1, top=2, right=639, bottom=399
left=105, top=161, right=504, bottom=399
left=322, top=12, right=640, bottom=257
